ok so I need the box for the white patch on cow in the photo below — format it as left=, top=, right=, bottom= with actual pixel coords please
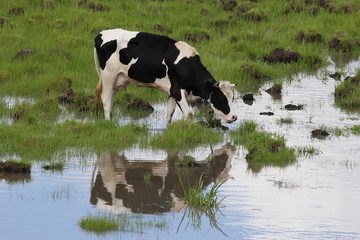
left=174, top=41, right=199, bottom=64
left=100, top=28, right=138, bottom=49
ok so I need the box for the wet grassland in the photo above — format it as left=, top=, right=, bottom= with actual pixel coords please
left=1, top=0, right=360, bottom=237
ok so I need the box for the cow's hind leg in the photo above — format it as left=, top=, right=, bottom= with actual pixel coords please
left=100, top=71, right=117, bottom=120
left=95, top=79, right=102, bottom=117
left=166, top=97, right=177, bottom=124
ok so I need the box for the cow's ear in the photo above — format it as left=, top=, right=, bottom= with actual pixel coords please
left=213, top=82, right=220, bottom=88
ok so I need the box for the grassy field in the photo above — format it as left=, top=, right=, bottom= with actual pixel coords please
left=1, top=0, right=360, bottom=160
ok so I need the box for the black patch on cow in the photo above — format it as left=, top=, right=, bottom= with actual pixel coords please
left=119, top=32, right=179, bottom=83
left=94, top=33, right=117, bottom=70
left=210, top=87, right=230, bottom=115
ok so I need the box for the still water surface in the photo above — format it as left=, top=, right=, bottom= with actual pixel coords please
left=1, top=58, right=360, bottom=240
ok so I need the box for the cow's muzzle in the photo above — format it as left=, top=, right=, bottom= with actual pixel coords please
left=225, top=115, right=238, bottom=123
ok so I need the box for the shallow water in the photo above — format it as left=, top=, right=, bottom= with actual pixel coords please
left=1, top=58, right=360, bottom=240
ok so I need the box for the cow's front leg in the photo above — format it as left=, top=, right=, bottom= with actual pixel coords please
left=101, top=72, right=116, bottom=120
left=166, top=97, right=177, bottom=124
left=177, top=89, right=193, bottom=120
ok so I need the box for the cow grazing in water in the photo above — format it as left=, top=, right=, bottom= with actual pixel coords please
left=94, top=28, right=237, bottom=124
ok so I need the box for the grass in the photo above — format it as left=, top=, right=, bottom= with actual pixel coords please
left=0, top=121, right=148, bottom=160
left=148, top=120, right=223, bottom=150
left=277, top=117, right=294, bottom=125
left=79, top=215, right=119, bottom=234
left=79, top=213, right=168, bottom=235
left=230, top=121, right=296, bottom=171
left=296, top=145, right=321, bottom=157
left=143, top=171, right=153, bottom=185
left=42, top=162, right=65, bottom=171
left=335, top=71, right=360, bottom=112
left=350, top=125, right=360, bottom=135
left=178, top=175, right=226, bottom=234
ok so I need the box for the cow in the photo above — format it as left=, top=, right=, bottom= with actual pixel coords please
left=94, top=28, right=237, bottom=124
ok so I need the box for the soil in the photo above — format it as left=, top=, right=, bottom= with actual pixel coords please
left=311, top=129, right=330, bottom=139
left=242, top=93, right=255, bottom=101
left=15, top=49, right=34, bottom=60
left=58, top=89, right=75, bottom=104
left=284, top=104, right=303, bottom=110
left=330, top=72, right=342, bottom=80
left=152, top=24, right=172, bottom=34
left=260, top=112, right=274, bottom=116
left=220, top=0, right=238, bottom=11
left=78, top=0, right=107, bottom=11
left=0, top=161, right=31, bottom=173
left=184, top=32, right=210, bottom=42
left=0, top=18, right=7, bottom=27
left=241, top=64, right=270, bottom=81
left=7, top=7, right=24, bottom=15
left=126, top=97, right=154, bottom=112
left=266, top=83, right=282, bottom=95
left=263, top=48, right=300, bottom=64
left=296, top=31, right=322, bottom=43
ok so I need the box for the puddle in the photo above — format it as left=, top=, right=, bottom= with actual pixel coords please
left=1, top=58, right=360, bottom=240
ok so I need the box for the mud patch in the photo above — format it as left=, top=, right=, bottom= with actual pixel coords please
left=284, top=104, right=303, bottom=111
left=152, top=24, right=172, bottom=34
left=15, top=49, right=34, bottom=60
left=263, top=48, right=300, bottom=64
left=184, top=32, right=210, bottom=43
left=7, top=7, right=24, bottom=15
left=220, top=0, right=237, bottom=11
left=296, top=30, right=322, bottom=43
left=125, top=95, right=154, bottom=112
left=265, top=83, right=282, bottom=100
left=0, top=161, right=31, bottom=173
left=311, top=129, right=330, bottom=139
left=260, top=112, right=274, bottom=116
left=240, top=64, right=270, bottom=81
left=0, top=18, right=7, bottom=27
left=328, top=36, right=360, bottom=53
left=78, top=0, right=107, bottom=11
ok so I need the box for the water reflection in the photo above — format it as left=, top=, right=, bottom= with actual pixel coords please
left=0, top=172, right=32, bottom=185
left=90, top=144, right=235, bottom=214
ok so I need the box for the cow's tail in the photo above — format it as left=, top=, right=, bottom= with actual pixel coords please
left=94, top=48, right=102, bottom=116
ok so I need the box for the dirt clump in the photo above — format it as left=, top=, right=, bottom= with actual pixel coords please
left=0, top=161, right=31, bottom=173
left=152, top=24, right=172, bottom=34
left=341, top=4, right=357, bottom=14
left=311, top=129, right=329, bottom=139
left=58, top=89, right=75, bottom=104
left=15, top=49, right=34, bottom=60
left=328, top=36, right=360, bottom=53
left=241, top=64, right=270, bottom=81
left=260, top=112, right=274, bottom=116
left=0, top=18, right=7, bottom=27
left=284, top=104, right=303, bottom=110
left=125, top=95, right=154, bottom=112
left=184, top=32, right=210, bottom=42
left=7, top=7, right=24, bottom=15
left=296, top=30, right=322, bottom=43
left=209, top=19, right=230, bottom=28
left=266, top=83, right=282, bottom=100
left=220, top=0, right=237, bottom=11
left=78, top=0, right=107, bottom=11
left=330, top=72, right=342, bottom=80
left=263, top=48, right=300, bottom=64
left=230, top=36, right=238, bottom=43
left=242, top=93, right=255, bottom=101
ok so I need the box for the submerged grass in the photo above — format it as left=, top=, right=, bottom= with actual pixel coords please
left=335, top=71, right=360, bottom=111
left=148, top=120, right=223, bottom=150
left=230, top=121, right=296, bottom=170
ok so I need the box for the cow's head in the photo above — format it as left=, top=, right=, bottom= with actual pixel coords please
left=208, top=81, right=237, bottom=123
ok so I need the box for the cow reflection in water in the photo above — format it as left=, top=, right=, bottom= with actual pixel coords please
left=90, top=144, right=235, bottom=214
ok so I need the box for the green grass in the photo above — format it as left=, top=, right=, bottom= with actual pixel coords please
left=277, top=117, right=294, bottom=125
left=79, top=213, right=168, bottom=234
left=296, top=145, right=321, bottom=157
left=230, top=121, right=296, bottom=171
left=350, top=125, right=360, bottom=135
left=42, top=162, right=65, bottom=171
left=143, top=171, right=153, bottom=185
left=335, top=71, right=360, bottom=111
left=148, top=120, right=223, bottom=150
left=79, top=215, right=119, bottom=234
left=0, top=121, right=148, bottom=160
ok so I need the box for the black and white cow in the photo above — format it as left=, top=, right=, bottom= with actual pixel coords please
left=94, top=28, right=237, bottom=124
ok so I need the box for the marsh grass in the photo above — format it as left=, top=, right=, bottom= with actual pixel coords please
left=335, top=71, right=360, bottom=111
left=277, top=117, right=294, bottom=125
left=230, top=121, right=296, bottom=168
left=350, top=125, right=360, bottom=135
left=296, top=145, right=321, bottom=157
left=143, top=171, right=153, bottom=185
left=178, top=175, right=227, bottom=235
left=148, top=120, right=223, bottom=150
left=0, top=121, right=148, bottom=160
left=42, top=162, right=65, bottom=171
left=79, top=213, right=168, bottom=235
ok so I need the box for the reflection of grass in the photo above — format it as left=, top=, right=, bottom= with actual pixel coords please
left=178, top=175, right=227, bottom=235
left=42, top=162, right=64, bottom=171
left=296, top=145, right=321, bottom=157
left=230, top=121, right=296, bottom=171
left=79, top=213, right=168, bottom=235
left=143, top=171, right=153, bottom=185
left=149, top=120, right=223, bottom=150
left=277, top=117, right=294, bottom=125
